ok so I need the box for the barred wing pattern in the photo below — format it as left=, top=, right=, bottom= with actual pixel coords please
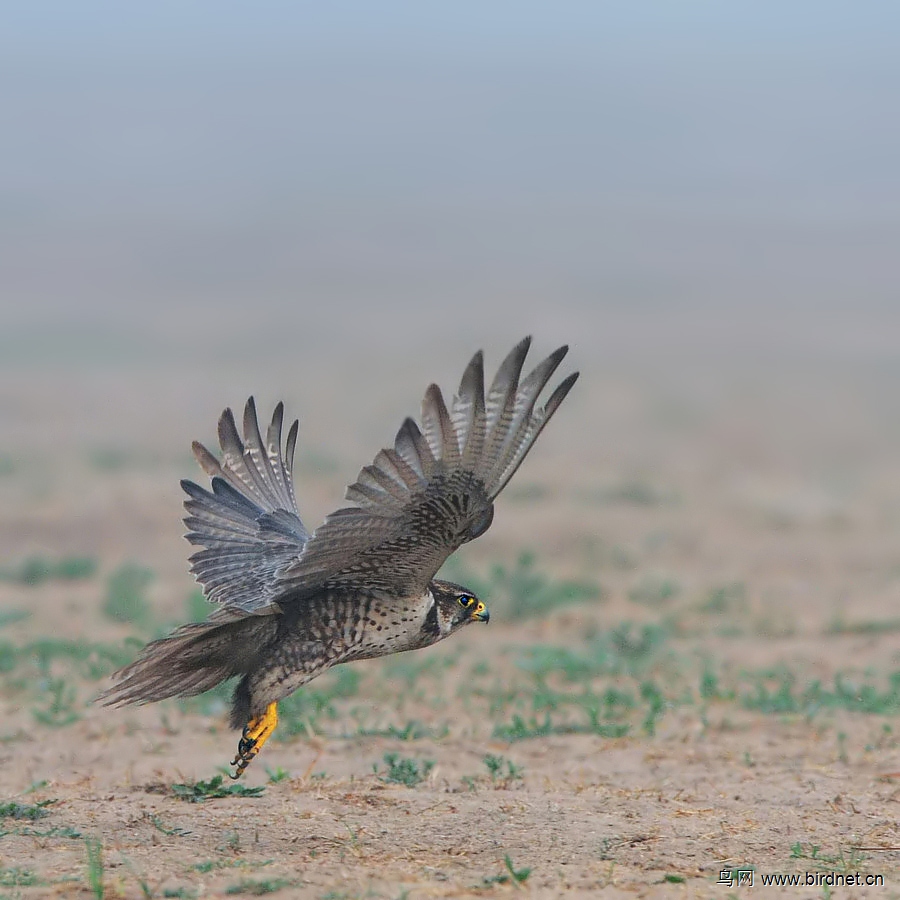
left=181, top=399, right=309, bottom=614
left=278, top=337, right=578, bottom=598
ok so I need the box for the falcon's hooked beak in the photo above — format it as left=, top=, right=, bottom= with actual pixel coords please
left=472, top=601, right=490, bottom=623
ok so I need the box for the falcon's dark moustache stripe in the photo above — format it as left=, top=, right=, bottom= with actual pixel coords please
left=423, top=598, right=440, bottom=638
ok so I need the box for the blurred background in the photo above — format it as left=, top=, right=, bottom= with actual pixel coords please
left=1, top=1, right=899, bottom=625
left=4, top=8, right=900, bottom=886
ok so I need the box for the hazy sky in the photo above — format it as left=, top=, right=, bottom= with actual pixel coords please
left=2, top=3, right=898, bottom=349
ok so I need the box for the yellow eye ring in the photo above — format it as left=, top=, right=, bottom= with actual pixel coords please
left=458, top=595, right=475, bottom=608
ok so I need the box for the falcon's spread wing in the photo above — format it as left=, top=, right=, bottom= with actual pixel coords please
left=180, top=337, right=578, bottom=613
left=181, top=399, right=309, bottom=614
left=278, top=336, right=578, bottom=597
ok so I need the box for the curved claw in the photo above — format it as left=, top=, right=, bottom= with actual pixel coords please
left=228, top=702, right=278, bottom=779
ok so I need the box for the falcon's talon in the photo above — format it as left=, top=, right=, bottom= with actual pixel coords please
left=229, top=702, right=278, bottom=779
left=237, top=732, right=257, bottom=757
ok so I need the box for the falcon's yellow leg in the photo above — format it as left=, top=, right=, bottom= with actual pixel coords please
left=230, top=702, right=278, bottom=779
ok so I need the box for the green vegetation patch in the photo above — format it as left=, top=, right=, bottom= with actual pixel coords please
left=103, top=563, right=154, bottom=626
left=742, top=670, right=900, bottom=717
left=225, top=878, right=295, bottom=896
left=85, top=838, right=104, bottom=900
left=353, top=719, right=448, bottom=741
left=484, top=753, right=524, bottom=784
left=0, top=799, right=53, bottom=820
left=0, top=556, right=97, bottom=585
left=481, top=855, right=532, bottom=887
left=493, top=713, right=630, bottom=742
left=0, top=609, right=30, bottom=627
left=517, top=622, right=670, bottom=681
left=628, top=574, right=680, bottom=607
left=0, top=867, right=41, bottom=887
left=374, top=752, right=434, bottom=786
left=170, top=776, right=265, bottom=803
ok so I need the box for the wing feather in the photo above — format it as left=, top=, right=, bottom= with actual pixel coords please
left=421, top=384, right=459, bottom=465
left=181, top=400, right=308, bottom=614
left=484, top=344, right=570, bottom=489
left=492, top=370, right=579, bottom=496
left=478, top=337, right=531, bottom=483
left=456, top=351, right=487, bottom=467
left=394, top=418, right=434, bottom=480
left=279, top=338, right=578, bottom=598
left=178, top=339, right=577, bottom=610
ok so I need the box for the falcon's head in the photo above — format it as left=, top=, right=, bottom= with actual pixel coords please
left=429, top=579, right=490, bottom=637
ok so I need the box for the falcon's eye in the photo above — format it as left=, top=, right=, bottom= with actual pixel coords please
left=457, top=594, right=475, bottom=608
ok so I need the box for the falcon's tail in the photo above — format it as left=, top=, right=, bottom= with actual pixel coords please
left=97, top=611, right=276, bottom=708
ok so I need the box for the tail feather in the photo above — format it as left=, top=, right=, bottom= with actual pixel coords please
left=97, top=612, right=276, bottom=707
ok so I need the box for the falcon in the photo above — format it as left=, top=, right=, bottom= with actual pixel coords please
left=99, top=337, right=578, bottom=777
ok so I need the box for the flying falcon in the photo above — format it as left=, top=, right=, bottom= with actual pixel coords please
left=99, top=337, right=578, bottom=777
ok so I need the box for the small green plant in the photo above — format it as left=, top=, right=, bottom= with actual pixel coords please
left=149, top=815, right=191, bottom=837
left=353, top=720, right=447, bottom=741
left=741, top=669, right=900, bottom=717
left=700, top=582, right=746, bottom=614
left=789, top=843, right=867, bottom=875
left=837, top=731, right=849, bottom=763
left=609, top=622, right=669, bottom=664
left=9, top=825, right=82, bottom=839
left=103, top=563, right=154, bottom=626
left=194, top=860, right=243, bottom=874
left=225, top=878, right=294, bottom=895
left=640, top=681, right=666, bottom=736
left=0, top=556, right=97, bottom=585
left=375, top=752, right=434, bottom=786
left=170, top=775, right=265, bottom=803
left=699, top=668, right=733, bottom=701
left=826, top=616, right=900, bottom=635
left=493, top=713, right=629, bottom=742
left=265, top=766, right=290, bottom=784
left=222, top=831, right=242, bottom=853
left=32, top=677, right=81, bottom=727
left=0, top=799, right=53, bottom=820
left=85, top=838, right=105, bottom=899
left=0, top=867, right=41, bottom=887
left=119, top=856, right=153, bottom=899
left=482, top=855, right=532, bottom=887
left=586, top=480, right=677, bottom=507
left=0, top=609, right=30, bottom=627
left=628, top=574, right=679, bottom=607
left=484, top=754, right=524, bottom=784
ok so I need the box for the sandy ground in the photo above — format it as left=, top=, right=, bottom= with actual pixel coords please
left=2, top=313, right=900, bottom=898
